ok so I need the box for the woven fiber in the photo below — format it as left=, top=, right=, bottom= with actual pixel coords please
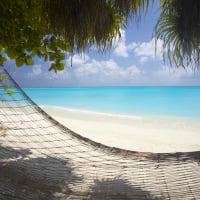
left=0, top=69, right=200, bottom=200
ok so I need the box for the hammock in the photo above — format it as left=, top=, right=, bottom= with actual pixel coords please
left=0, top=68, right=200, bottom=200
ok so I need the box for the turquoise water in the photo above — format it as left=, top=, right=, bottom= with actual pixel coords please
left=24, top=87, right=200, bottom=119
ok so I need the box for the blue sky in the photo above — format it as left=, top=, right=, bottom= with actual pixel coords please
left=5, top=3, right=200, bottom=87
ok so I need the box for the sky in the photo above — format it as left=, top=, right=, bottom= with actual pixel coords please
left=5, top=3, right=200, bottom=87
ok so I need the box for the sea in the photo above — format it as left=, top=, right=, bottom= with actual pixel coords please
left=24, top=86, right=200, bottom=120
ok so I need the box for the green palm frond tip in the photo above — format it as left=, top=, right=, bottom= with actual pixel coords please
left=154, top=0, right=200, bottom=68
left=3, top=84, right=10, bottom=90
left=0, top=55, right=7, bottom=66
left=0, top=75, right=6, bottom=82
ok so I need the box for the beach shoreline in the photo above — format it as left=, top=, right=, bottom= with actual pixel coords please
left=43, top=106, right=200, bottom=153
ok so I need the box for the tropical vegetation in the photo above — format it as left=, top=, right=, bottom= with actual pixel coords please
left=154, top=0, right=200, bottom=67
left=0, top=0, right=199, bottom=77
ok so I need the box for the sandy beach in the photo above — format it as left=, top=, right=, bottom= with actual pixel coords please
left=43, top=106, right=200, bottom=153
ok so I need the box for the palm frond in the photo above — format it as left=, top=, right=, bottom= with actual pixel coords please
left=154, top=0, right=200, bottom=68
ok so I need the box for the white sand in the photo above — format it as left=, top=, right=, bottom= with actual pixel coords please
left=43, top=106, right=200, bottom=153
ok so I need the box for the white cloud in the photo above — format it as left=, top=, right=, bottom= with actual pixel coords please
left=44, top=54, right=89, bottom=81
left=113, top=34, right=163, bottom=63
left=71, top=54, right=89, bottom=65
left=44, top=70, right=69, bottom=80
left=38, top=53, right=199, bottom=87
left=27, top=65, right=42, bottom=78
left=143, top=65, right=200, bottom=85
left=72, top=58, right=144, bottom=86
left=127, top=65, right=143, bottom=76
left=139, top=56, right=148, bottom=64
left=74, top=59, right=117, bottom=77
left=43, top=54, right=144, bottom=86
left=114, top=41, right=129, bottom=57
left=74, top=59, right=138, bottom=77
left=127, top=42, right=138, bottom=51
left=134, top=38, right=163, bottom=61
left=113, top=29, right=137, bottom=58
left=154, top=66, right=194, bottom=80
left=113, top=30, right=129, bottom=57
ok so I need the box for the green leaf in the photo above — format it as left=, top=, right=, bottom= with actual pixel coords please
left=0, top=75, right=6, bottom=82
left=7, top=89, right=15, bottom=96
left=58, top=52, right=65, bottom=60
left=36, top=50, right=42, bottom=57
left=0, top=55, right=7, bottom=66
left=6, top=48, right=17, bottom=59
left=49, top=53, right=56, bottom=61
left=16, top=57, right=24, bottom=67
left=3, top=84, right=10, bottom=90
left=56, top=63, right=65, bottom=71
left=39, top=46, right=48, bottom=53
left=31, top=49, right=37, bottom=56
left=25, top=57, right=34, bottom=65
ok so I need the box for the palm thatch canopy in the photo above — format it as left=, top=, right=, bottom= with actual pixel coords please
left=0, top=0, right=199, bottom=71
left=41, top=0, right=148, bottom=52
left=0, top=0, right=148, bottom=72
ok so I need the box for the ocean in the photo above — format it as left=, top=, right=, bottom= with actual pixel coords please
left=24, top=86, right=200, bottom=120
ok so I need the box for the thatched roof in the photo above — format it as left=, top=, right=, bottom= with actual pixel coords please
left=0, top=0, right=199, bottom=69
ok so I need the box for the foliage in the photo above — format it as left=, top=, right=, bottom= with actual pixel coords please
left=0, top=75, right=15, bottom=96
left=0, top=0, right=70, bottom=72
left=42, top=0, right=149, bottom=52
left=0, top=0, right=148, bottom=73
left=154, top=0, right=200, bottom=68
left=0, top=0, right=199, bottom=80
left=0, top=0, right=149, bottom=138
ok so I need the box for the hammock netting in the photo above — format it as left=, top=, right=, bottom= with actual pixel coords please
left=0, top=68, right=200, bottom=200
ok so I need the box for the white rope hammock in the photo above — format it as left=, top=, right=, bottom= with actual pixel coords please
left=0, top=68, right=200, bottom=200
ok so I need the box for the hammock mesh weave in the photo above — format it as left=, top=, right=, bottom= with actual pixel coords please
left=0, top=68, right=200, bottom=200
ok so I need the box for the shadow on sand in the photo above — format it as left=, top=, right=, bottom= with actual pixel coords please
left=0, top=146, right=81, bottom=199
left=88, top=179, right=162, bottom=200
left=0, top=146, right=164, bottom=199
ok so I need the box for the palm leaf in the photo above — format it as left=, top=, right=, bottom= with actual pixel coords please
left=154, top=0, right=200, bottom=68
